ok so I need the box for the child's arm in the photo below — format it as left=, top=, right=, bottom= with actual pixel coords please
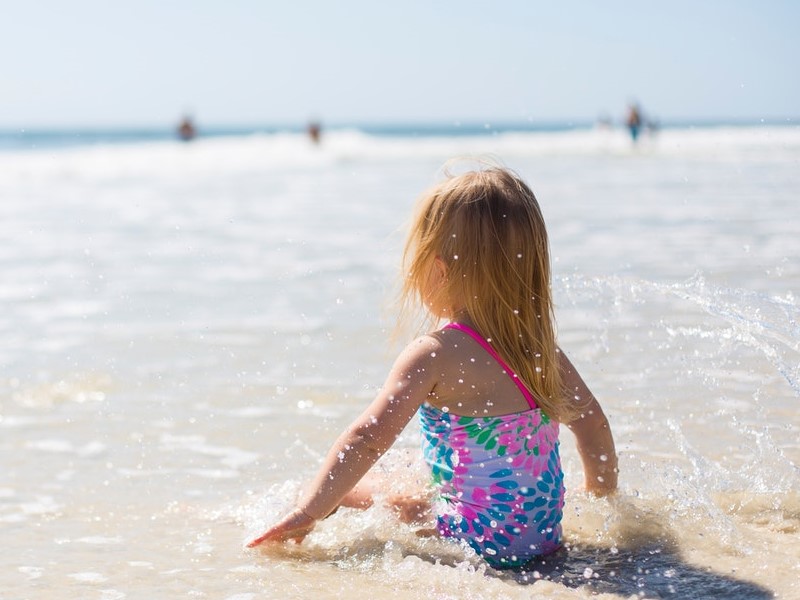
left=247, top=335, right=441, bottom=547
left=560, top=350, right=618, bottom=496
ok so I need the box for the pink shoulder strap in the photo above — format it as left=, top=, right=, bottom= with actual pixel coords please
left=444, top=322, right=539, bottom=410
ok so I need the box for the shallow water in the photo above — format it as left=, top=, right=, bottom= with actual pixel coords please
left=1, top=125, right=798, bottom=599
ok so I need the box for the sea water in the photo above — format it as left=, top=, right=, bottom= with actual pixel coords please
left=1, top=123, right=798, bottom=599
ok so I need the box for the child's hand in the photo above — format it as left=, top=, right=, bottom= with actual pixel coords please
left=246, top=508, right=317, bottom=548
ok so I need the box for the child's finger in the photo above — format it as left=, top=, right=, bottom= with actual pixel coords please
left=246, top=508, right=317, bottom=547
left=246, top=533, right=269, bottom=547
left=246, top=523, right=311, bottom=547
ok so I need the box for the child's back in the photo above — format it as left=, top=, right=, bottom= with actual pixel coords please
left=420, top=322, right=564, bottom=568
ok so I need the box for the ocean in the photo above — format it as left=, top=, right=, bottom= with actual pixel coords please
left=1, top=122, right=798, bottom=599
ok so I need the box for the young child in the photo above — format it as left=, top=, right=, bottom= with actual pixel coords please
left=247, top=165, right=618, bottom=568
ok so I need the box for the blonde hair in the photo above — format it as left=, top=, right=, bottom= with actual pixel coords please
left=400, top=164, right=571, bottom=422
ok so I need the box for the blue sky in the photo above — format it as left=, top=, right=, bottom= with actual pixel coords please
left=2, top=1, right=798, bottom=127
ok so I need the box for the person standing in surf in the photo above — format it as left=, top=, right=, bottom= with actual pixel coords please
left=626, top=103, right=643, bottom=142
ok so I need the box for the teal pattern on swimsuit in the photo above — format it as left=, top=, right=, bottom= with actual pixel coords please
left=417, top=322, right=566, bottom=568
left=419, top=403, right=564, bottom=567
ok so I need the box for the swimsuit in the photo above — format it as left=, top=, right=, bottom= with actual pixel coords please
left=419, top=322, right=564, bottom=568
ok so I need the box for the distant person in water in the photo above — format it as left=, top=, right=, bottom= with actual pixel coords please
left=625, top=103, right=642, bottom=142
left=307, top=121, right=321, bottom=144
left=177, top=116, right=197, bottom=142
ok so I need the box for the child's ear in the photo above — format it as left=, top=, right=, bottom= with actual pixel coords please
left=433, top=257, right=448, bottom=282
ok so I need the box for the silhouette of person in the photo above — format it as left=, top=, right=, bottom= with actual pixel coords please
left=625, top=103, right=642, bottom=142
left=307, top=121, right=321, bottom=145
left=177, top=116, right=196, bottom=142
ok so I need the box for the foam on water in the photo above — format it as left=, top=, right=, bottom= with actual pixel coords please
left=1, top=125, right=798, bottom=185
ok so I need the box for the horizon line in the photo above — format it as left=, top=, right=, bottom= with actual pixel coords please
left=1, top=115, right=798, bottom=132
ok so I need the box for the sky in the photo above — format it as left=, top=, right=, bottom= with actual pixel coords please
left=2, top=0, right=798, bottom=127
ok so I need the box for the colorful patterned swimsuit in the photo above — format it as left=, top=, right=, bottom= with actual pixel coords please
left=419, top=322, right=565, bottom=568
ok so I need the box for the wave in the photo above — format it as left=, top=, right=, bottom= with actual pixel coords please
left=1, top=124, right=798, bottom=186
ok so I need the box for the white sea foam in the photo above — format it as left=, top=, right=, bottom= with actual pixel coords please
left=18, top=566, right=44, bottom=580
left=1, top=126, right=797, bottom=187
left=76, top=536, right=124, bottom=545
left=68, top=571, right=108, bottom=583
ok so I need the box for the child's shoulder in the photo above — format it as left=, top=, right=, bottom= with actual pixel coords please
left=384, top=333, right=448, bottom=386
left=397, top=327, right=471, bottom=370
left=401, top=331, right=444, bottom=357
left=395, top=328, right=456, bottom=365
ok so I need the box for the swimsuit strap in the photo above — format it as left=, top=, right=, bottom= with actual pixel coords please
left=444, top=322, right=539, bottom=410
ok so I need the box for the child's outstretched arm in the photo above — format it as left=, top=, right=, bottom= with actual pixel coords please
left=560, top=350, right=618, bottom=496
left=247, top=335, right=441, bottom=547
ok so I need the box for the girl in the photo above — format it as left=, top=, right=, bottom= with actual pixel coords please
left=247, top=165, right=617, bottom=568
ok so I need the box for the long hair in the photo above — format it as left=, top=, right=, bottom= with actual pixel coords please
left=400, top=164, right=572, bottom=422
